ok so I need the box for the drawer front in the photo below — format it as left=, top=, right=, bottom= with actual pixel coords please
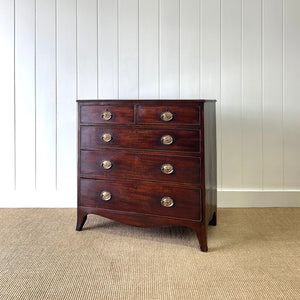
left=79, top=178, right=201, bottom=220
left=80, top=126, right=200, bottom=152
left=81, top=150, right=200, bottom=184
left=138, top=105, right=200, bottom=125
left=80, top=105, right=134, bottom=124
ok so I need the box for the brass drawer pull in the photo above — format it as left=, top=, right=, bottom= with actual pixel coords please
left=101, top=160, right=112, bottom=170
left=161, top=163, right=174, bottom=174
left=160, top=110, right=174, bottom=122
left=100, top=190, right=112, bottom=201
left=101, top=110, right=112, bottom=121
left=101, top=133, right=112, bottom=142
left=161, top=196, right=174, bottom=207
left=161, top=135, right=173, bottom=145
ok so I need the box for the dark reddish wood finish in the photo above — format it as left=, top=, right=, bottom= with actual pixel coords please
left=79, top=178, right=201, bottom=220
left=81, top=105, right=134, bottom=124
left=203, top=101, right=217, bottom=228
left=80, top=150, right=201, bottom=184
left=137, top=105, right=200, bottom=124
left=137, top=104, right=200, bottom=126
left=81, top=126, right=200, bottom=152
left=76, top=100, right=217, bottom=252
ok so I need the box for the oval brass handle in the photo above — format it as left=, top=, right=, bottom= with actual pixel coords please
left=161, top=163, right=174, bottom=174
left=101, top=133, right=112, bottom=143
left=161, top=135, right=173, bottom=145
left=101, top=110, right=112, bottom=121
left=161, top=196, right=174, bottom=208
left=100, top=190, right=112, bottom=201
left=160, top=111, right=174, bottom=122
left=101, top=160, right=112, bottom=170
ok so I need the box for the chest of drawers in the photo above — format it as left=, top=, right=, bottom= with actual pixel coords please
left=76, top=100, right=217, bottom=252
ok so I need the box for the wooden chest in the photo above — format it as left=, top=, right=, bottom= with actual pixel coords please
left=76, top=100, right=217, bottom=251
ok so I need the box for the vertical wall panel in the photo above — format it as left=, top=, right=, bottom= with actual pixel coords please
left=119, top=0, right=139, bottom=99
left=77, top=0, right=98, bottom=99
left=36, top=0, right=56, bottom=190
left=283, top=0, right=300, bottom=189
left=180, top=0, right=200, bottom=99
left=201, top=0, right=221, bottom=188
left=221, top=0, right=242, bottom=189
left=57, top=0, right=76, bottom=196
left=0, top=0, right=15, bottom=190
left=139, top=0, right=159, bottom=99
left=160, top=0, right=180, bottom=98
left=15, top=0, right=36, bottom=190
left=200, top=0, right=220, bottom=100
left=98, top=0, right=118, bottom=99
left=262, top=0, right=283, bottom=189
left=242, top=0, right=263, bottom=188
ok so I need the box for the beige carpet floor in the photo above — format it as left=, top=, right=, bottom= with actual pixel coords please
left=0, top=208, right=299, bottom=300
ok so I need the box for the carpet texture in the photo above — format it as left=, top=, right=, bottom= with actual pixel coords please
left=0, top=208, right=299, bottom=299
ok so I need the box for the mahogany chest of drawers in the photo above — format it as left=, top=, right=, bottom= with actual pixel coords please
left=76, top=100, right=217, bottom=252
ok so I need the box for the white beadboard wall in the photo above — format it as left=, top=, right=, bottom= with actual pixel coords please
left=0, top=0, right=299, bottom=207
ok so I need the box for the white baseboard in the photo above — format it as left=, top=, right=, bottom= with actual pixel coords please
left=1, top=190, right=299, bottom=208
left=218, top=190, right=300, bottom=207
left=1, top=190, right=77, bottom=208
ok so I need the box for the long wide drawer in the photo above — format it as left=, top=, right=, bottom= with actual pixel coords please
left=79, top=178, right=201, bottom=220
left=80, top=126, right=200, bottom=152
left=80, top=150, right=201, bottom=184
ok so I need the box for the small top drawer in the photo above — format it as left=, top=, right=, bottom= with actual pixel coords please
left=137, top=105, right=200, bottom=125
left=80, top=105, right=134, bottom=124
